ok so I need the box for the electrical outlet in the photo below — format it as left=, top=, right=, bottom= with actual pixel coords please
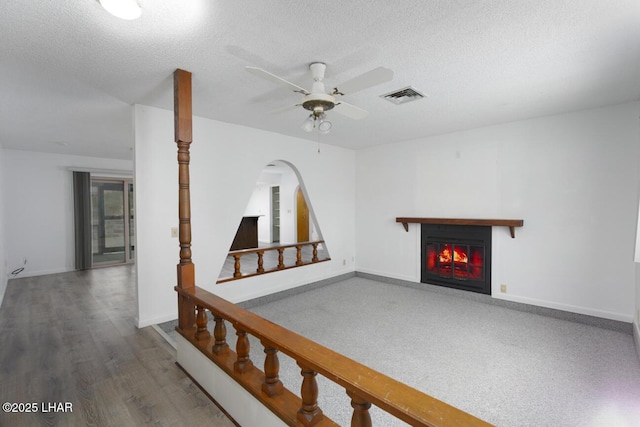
left=500, top=284, right=507, bottom=293
left=171, top=227, right=178, bottom=238
left=343, top=259, right=346, bottom=266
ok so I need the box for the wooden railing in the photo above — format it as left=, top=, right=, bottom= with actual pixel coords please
left=217, top=240, right=330, bottom=283
left=175, top=285, right=493, bottom=427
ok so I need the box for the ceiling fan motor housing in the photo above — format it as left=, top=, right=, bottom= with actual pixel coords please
left=303, top=63, right=335, bottom=115
left=302, top=92, right=335, bottom=114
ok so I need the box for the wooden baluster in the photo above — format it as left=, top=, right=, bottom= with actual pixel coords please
left=296, top=245, right=303, bottom=266
left=212, top=315, right=228, bottom=354
left=195, top=306, right=210, bottom=341
left=234, top=327, right=253, bottom=373
left=256, top=250, right=265, bottom=273
left=297, top=363, right=323, bottom=426
left=347, top=390, right=372, bottom=427
left=312, top=242, right=319, bottom=262
left=277, top=248, right=285, bottom=270
left=233, top=254, right=242, bottom=278
left=261, top=341, right=283, bottom=397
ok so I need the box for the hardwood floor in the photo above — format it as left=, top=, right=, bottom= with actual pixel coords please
left=0, top=265, right=236, bottom=427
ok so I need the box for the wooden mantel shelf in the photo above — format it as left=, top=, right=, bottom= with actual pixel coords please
left=396, top=217, right=524, bottom=238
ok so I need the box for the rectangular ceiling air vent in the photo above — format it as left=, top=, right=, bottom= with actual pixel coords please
left=380, top=86, right=425, bottom=105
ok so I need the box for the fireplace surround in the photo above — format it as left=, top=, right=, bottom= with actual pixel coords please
left=421, top=224, right=492, bottom=295
left=396, top=217, right=523, bottom=295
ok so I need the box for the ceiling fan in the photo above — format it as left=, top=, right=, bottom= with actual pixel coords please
left=245, top=62, right=393, bottom=134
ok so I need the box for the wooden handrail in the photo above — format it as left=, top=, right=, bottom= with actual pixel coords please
left=228, top=240, right=325, bottom=256
left=217, top=240, right=331, bottom=283
left=175, top=285, right=493, bottom=427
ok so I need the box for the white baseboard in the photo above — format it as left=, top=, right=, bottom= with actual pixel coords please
left=356, top=272, right=633, bottom=333
left=355, top=267, right=417, bottom=283
left=357, top=270, right=633, bottom=323
left=8, top=266, right=73, bottom=279
left=492, top=293, right=634, bottom=323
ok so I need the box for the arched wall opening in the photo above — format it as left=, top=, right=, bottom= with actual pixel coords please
left=217, top=160, right=329, bottom=281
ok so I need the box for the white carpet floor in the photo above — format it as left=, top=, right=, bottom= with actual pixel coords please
left=161, top=277, right=640, bottom=426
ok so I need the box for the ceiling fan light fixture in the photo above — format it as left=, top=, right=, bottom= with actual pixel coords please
left=302, top=115, right=316, bottom=133
left=301, top=112, right=332, bottom=134
left=99, top=0, right=142, bottom=20
left=318, top=119, right=332, bottom=134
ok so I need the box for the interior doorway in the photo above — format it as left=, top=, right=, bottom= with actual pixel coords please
left=271, top=186, right=280, bottom=243
left=91, top=178, right=135, bottom=266
left=296, top=187, right=309, bottom=242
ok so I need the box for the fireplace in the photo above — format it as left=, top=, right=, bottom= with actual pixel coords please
left=421, top=224, right=491, bottom=295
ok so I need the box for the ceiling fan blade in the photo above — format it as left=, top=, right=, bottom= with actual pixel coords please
left=245, top=66, right=309, bottom=95
left=333, top=101, right=369, bottom=120
left=269, top=104, right=300, bottom=114
left=332, top=67, right=393, bottom=96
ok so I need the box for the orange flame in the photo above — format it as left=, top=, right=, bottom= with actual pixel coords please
left=439, top=246, right=468, bottom=264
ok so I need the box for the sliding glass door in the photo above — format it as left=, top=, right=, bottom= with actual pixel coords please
left=128, top=182, right=135, bottom=262
left=91, top=178, right=134, bottom=266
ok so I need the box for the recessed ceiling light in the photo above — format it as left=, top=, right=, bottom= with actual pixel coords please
left=99, top=0, right=142, bottom=20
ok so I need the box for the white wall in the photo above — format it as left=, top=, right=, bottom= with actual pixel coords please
left=356, top=102, right=640, bottom=322
left=0, top=148, right=6, bottom=307
left=1, top=150, right=132, bottom=277
left=134, top=105, right=355, bottom=327
left=634, top=263, right=640, bottom=360
left=635, top=153, right=640, bottom=358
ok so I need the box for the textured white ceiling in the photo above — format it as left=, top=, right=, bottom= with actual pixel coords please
left=1, top=0, right=639, bottom=159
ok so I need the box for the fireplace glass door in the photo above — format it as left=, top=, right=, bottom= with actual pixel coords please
left=426, top=243, right=485, bottom=281
left=421, top=225, right=491, bottom=295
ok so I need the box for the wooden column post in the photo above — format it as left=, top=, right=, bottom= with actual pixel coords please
left=174, top=69, right=196, bottom=331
